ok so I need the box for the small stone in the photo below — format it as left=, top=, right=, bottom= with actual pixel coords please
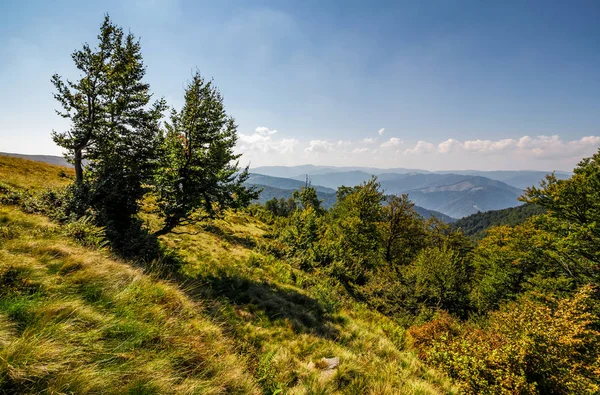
left=318, top=357, right=339, bottom=370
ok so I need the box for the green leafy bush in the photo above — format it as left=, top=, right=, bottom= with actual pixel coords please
left=409, top=286, right=600, bottom=394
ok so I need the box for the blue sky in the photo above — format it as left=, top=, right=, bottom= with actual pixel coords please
left=1, top=0, right=599, bottom=170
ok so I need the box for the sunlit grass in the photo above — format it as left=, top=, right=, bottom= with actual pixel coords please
left=0, top=155, right=74, bottom=190
left=0, top=156, right=458, bottom=394
left=0, top=207, right=259, bottom=394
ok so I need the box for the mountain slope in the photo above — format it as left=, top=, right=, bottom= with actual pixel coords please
left=246, top=180, right=456, bottom=221
left=435, top=170, right=571, bottom=189
left=251, top=165, right=569, bottom=190
left=0, top=156, right=457, bottom=394
left=248, top=184, right=338, bottom=209
left=407, top=185, right=522, bottom=218
left=246, top=173, right=336, bottom=194
left=452, top=203, right=546, bottom=238
left=281, top=171, right=523, bottom=218
left=0, top=154, right=73, bottom=190
left=0, top=152, right=70, bottom=167
left=0, top=207, right=260, bottom=394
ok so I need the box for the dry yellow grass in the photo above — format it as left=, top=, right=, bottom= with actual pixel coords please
left=0, top=207, right=259, bottom=394
left=0, top=155, right=74, bottom=190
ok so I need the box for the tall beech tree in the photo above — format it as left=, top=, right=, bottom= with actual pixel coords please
left=153, top=72, right=258, bottom=236
left=52, top=15, right=165, bottom=236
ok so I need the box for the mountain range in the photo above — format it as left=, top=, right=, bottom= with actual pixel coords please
left=0, top=153, right=569, bottom=219
left=253, top=165, right=571, bottom=190
left=246, top=165, right=571, bottom=218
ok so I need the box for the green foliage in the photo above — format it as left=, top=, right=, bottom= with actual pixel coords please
left=264, top=197, right=296, bottom=217
left=153, top=72, right=258, bottom=236
left=410, top=286, right=600, bottom=394
left=256, top=349, right=283, bottom=394
left=469, top=223, right=547, bottom=312
left=522, top=152, right=600, bottom=286
left=382, top=193, right=427, bottom=266
left=52, top=15, right=166, bottom=242
left=292, top=186, right=324, bottom=214
left=279, top=206, right=323, bottom=269
left=61, top=216, right=107, bottom=249
left=326, top=177, right=385, bottom=285
left=407, top=246, right=471, bottom=317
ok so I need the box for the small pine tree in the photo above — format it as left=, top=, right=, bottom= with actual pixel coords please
left=153, top=72, right=258, bottom=236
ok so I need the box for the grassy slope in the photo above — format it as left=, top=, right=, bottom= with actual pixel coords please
left=0, top=155, right=456, bottom=394
left=0, top=155, right=74, bottom=190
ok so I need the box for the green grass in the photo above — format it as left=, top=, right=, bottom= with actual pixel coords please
left=0, top=156, right=458, bottom=394
left=0, top=208, right=258, bottom=394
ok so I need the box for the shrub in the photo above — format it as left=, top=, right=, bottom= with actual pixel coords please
left=409, top=285, right=600, bottom=394
left=406, top=245, right=471, bottom=317
left=61, top=216, right=107, bottom=249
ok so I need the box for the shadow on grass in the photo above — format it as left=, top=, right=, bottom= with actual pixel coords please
left=101, top=220, right=338, bottom=339
left=201, top=223, right=257, bottom=249
left=184, top=272, right=340, bottom=340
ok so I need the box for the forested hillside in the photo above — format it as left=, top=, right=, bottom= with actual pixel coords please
left=452, top=203, right=546, bottom=239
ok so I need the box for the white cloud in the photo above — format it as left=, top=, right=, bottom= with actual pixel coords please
left=432, top=135, right=600, bottom=161
left=235, top=130, right=600, bottom=170
left=237, top=126, right=298, bottom=155
left=462, top=138, right=517, bottom=153
left=378, top=128, right=385, bottom=136
left=437, top=138, right=461, bottom=153
left=404, top=141, right=435, bottom=155
left=380, top=137, right=402, bottom=148
left=305, top=139, right=334, bottom=153
left=514, top=135, right=600, bottom=159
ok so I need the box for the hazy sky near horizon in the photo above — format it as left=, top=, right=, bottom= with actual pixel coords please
left=1, top=0, right=599, bottom=171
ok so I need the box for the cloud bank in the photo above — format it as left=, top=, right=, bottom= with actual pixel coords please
left=236, top=127, right=600, bottom=170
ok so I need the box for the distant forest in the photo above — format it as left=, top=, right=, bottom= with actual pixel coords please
left=452, top=203, right=546, bottom=239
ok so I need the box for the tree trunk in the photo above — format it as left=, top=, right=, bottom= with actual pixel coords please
left=74, top=148, right=84, bottom=184
left=153, top=217, right=177, bottom=237
left=152, top=226, right=171, bottom=237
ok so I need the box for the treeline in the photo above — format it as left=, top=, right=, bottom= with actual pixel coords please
left=48, top=15, right=257, bottom=257
left=260, top=154, right=600, bottom=393
left=452, top=202, right=546, bottom=239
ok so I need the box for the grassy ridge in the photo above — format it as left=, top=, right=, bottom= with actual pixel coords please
left=0, top=155, right=457, bottom=394
left=0, top=155, right=74, bottom=190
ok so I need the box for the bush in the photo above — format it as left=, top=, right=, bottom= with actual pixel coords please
left=409, top=285, right=600, bottom=394
left=0, top=183, right=24, bottom=205
left=406, top=245, right=471, bottom=317
left=61, top=216, right=107, bottom=249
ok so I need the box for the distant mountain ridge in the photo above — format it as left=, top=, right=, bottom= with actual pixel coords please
left=0, top=152, right=70, bottom=167
left=244, top=174, right=456, bottom=222
left=246, top=173, right=336, bottom=194
left=247, top=165, right=572, bottom=218
left=452, top=203, right=546, bottom=239
left=253, top=165, right=571, bottom=190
